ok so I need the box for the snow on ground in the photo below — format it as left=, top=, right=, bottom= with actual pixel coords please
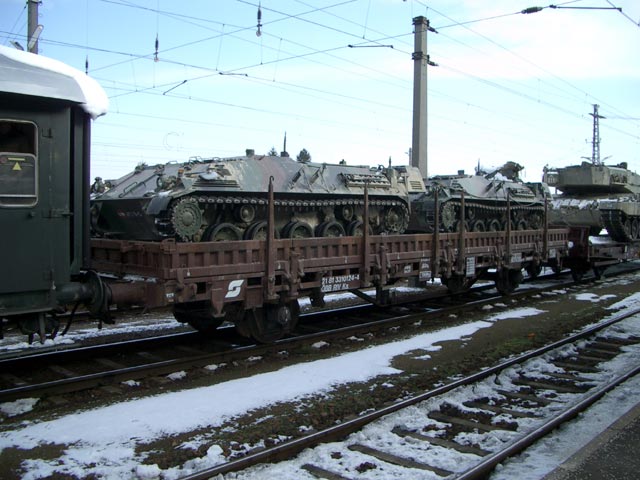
left=1, top=289, right=639, bottom=479
left=0, top=306, right=544, bottom=479
left=574, top=292, right=617, bottom=303
left=0, top=313, right=181, bottom=353
left=227, top=312, right=640, bottom=480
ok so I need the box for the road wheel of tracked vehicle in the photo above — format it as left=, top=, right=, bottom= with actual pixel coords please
left=382, top=205, right=408, bottom=234
left=235, top=204, right=256, bottom=223
left=440, top=203, right=457, bottom=232
left=336, top=205, right=354, bottom=222
left=316, top=220, right=346, bottom=237
left=487, top=219, right=501, bottom=232
left=171, top=197, right=204, bottom=241
left=247, top=301, right=299, bottom=343
left=243, top=221, right=280, bottom=240
left=346, top=220, right=372, bottom=236
left=173, top=302, right=224, bottom=335
left=530, top=214, right=543, bottom=230
left=283, top=221, right=313, bottom=239
left=454, top=220, right=470, bottom=233
left=202, top=222, right=242, bottom=242
left=632, top=218, right=640, bottom=240
left=470, top=219, right=486, bottom=232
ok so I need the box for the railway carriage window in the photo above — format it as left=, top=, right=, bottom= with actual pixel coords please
left=0, top=120, right=37, bottom=207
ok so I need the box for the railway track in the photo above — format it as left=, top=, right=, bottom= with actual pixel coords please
left=0, top=271, right=579, bottom=404
left=179, top=307, right=640, bottom=480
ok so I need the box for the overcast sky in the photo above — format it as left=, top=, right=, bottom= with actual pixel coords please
left=1, top=0, right=639, bottom=182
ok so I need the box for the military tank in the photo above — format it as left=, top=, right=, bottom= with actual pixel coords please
left=90, top=150, right=427, bottom=242
left=542, top=105, right=640, bottom=242
left=409, top=161, right=546, bottom=233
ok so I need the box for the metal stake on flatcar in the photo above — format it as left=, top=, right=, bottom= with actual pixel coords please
left=457, top=191, right=466, bottom=275
left=362, top=183, right=370, bottom=286
left=266, top=176, right=277, bottom=302
left=433, top=188, right=440, bottom=281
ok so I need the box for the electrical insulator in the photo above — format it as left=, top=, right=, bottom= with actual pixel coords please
left=257, top=3, right=262, bottom=37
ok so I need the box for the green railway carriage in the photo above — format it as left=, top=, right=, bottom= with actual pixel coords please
left=0, top=46, right=108, bottom=339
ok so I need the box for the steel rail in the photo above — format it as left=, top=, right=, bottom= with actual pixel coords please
left=178, top=306, right=640, bottom=480
left=0, top=276, right=573, bottom=402
left=0, top=266, right=631, bottom=403
left=456, top=364, right=640, bottom=480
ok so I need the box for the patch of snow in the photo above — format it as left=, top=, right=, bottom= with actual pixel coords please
left=574, top=293, right=617, bottom=303
left=0, top=398, right=39, bottom=417
left=204, top=363, right=226, bottom=371
left=167, top=371, right=187, bottom=381
left=0, top=45, right=108, bottom=119
left=485, top=307, right=545, bottom=322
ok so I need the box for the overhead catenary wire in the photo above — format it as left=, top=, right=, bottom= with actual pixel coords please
left=3, top=1, right=635, bottom=175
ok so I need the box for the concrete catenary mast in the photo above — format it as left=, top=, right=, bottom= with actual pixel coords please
left=411, top=16, right=436, bottom=179
left=27, top=0, right=43, bottom=54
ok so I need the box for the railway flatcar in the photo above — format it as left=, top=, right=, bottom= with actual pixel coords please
left=0, top=46, right=109, bottom=341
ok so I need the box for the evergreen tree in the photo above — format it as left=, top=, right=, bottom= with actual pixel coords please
left=296, top=148, right=311, bottom=163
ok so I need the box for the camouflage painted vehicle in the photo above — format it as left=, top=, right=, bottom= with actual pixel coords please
left=542, top=105, right=640, bottom=242
left=543, top=161, right=640, bottom=242
left=90, top=151, right=427, bottom=241
left=409, top=162, right=546, bottom=233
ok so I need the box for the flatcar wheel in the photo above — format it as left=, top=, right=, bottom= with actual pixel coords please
left=593, top=266, right=606, bottom=280
left=174, top=302, right=224, bottom=335
left=282, top=221, right=313, bottom=239
left=247, top=301, right=299, bottom=343
left=526, top=262, right=542, bottom=278
left=441, top=273, right=469, bottom=294
left=202, top=222, right=242, bottom=242
left=18, top=313, right=60, bottom=345
left=495, top=268, right=523, bottom=295
left=316, top=220, right=345, bottom=237
left=571, top=269, right=586, bottom=282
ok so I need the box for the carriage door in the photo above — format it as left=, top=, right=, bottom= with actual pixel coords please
left=0, top=110, right=71, bottom=311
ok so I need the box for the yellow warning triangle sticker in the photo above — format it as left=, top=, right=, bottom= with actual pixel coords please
left=12, top=162, right=21, bottom=171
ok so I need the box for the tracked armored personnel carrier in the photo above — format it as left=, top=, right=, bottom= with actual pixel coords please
left=543, top=162, right=640, bottom=241
left=543, top=105, right=640, bottom=242
left=90, top=151, right=427, bottom=241
left=409, top=161, right=546, bottom=233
